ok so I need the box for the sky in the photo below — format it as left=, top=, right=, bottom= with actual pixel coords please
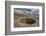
left=14, top=8, right=39, bottom=16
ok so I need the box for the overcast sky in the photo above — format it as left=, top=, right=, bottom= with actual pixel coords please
left=14, top=8, right=39, bottom=16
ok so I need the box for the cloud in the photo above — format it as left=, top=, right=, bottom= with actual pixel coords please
left=14, top=8, right=39, bottom=16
